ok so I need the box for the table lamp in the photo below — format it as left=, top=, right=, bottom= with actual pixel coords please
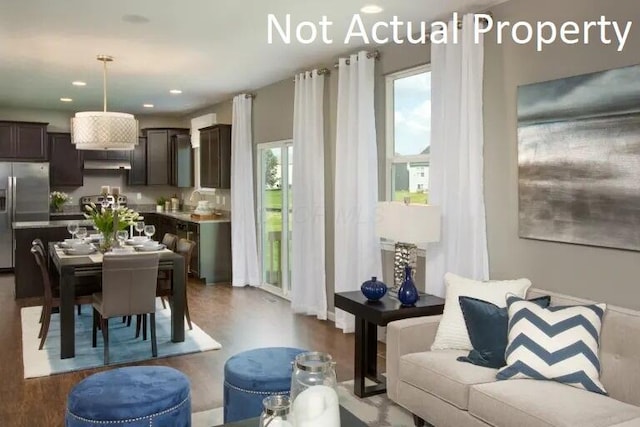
left=376, top=201, right=441, bottom=291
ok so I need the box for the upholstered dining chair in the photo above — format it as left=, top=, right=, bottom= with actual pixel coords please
left=157, top=238, right=195, bottom=330
left=31, top=245, right=93, bottom=350
left=92, top=253, right=160, bottom=364
left=156, top=233, right=179, bottom=309
left=161, top=233, right=178, bottom=252
left=34, top=239, right=101, bottom=316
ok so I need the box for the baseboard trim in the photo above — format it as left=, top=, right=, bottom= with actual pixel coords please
left=327, top=311, right=335, bottom=322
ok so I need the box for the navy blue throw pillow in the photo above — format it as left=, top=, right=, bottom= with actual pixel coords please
left=457, top=295, right=551, bottom=369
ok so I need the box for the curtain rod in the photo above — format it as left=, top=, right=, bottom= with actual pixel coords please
left=227, top=93, right=255, bottom=103
left=333, top=50, right=380, bottom=69
left=292, top=68, right=331, bottom=81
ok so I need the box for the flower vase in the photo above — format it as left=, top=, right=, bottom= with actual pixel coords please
left=397, top=265, right=419, bottom=307
left=99, top=233, right=114, bottom=252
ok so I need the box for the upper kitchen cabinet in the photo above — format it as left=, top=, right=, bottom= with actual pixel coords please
left=144, top=128, right=189, bottom=186
left=83, top=149, right=130, bottom=160
left=171, top=134, right=193, bottom=188
left=128, top=137, right=147, bottom=186
left=0, top=121, right=48, bottom=161
left=199, top=124, right=231, bottom=189
left=49, top=133, right=83, bottom=187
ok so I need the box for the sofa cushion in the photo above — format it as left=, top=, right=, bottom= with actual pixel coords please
left=497, top=296, right=607, bottom=395
left=399, top=350, right=498, bottom=410
left=528, top=288, right=640, bottom=407
left=432, top=273, right=531, bottom=351
left=458, top=295, right=551, bottom=369
left=469, top=380, right=640, bottom=427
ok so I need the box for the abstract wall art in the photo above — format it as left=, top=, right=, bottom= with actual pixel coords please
left=517, top=64, right=640, bottom=251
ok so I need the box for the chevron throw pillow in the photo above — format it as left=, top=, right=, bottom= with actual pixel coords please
left=496, top=295, right=607, bottom=395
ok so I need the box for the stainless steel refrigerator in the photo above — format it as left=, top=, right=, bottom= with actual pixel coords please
left=0, top=163, right=50, bottom=269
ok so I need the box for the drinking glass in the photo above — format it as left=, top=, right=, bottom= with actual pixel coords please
left=67, top=222, right=79, bottom=240
left=143, top=225, right=156, bottom=240
left=135, top=221, right=145, bottom=237
left=116, top=230, right=128, bottom=246
left=75, top=227, right=88, bottom=241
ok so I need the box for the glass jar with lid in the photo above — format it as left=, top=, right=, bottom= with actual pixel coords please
left=290, top=352, right=340, bottom=427
left=258, top=395, right=292, bottom=427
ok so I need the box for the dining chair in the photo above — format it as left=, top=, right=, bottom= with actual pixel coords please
left=156, top=233, right=178, bottom=309
left=31, top=245, right=93, bottom=350
left=92, top=253, right=160, bottom=364
left=35, top=239, right=101, bottom=316
left=157, top=238, right=195, bottom=330
left=162, top=233, right=178, bottom=252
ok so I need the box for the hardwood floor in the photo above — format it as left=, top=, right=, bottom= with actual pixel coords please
left=0, top=273, right=385, bottom=426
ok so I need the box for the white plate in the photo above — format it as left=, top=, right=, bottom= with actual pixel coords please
left=59, top=240, right=83, bottom=249
left=63, top=246, right=97, bottom=255
left=110, top=246, right=135, bottom=254
left=134, top=243, right=166, bottom=252
left=126, top=237, right=152, bottom=246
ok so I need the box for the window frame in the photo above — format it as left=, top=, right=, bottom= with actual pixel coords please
left=384, top=64, right=432, bottom=202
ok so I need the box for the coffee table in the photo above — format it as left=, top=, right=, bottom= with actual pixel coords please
left=334, top=291, right=445, bottom=398
left=218, top=405, right=366, bottom=426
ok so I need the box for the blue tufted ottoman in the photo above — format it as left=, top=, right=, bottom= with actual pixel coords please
left=223, top=347, right=306, bottom=422
left=65, top=366, right=191, bottom=427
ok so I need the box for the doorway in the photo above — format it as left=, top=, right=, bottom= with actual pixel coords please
left=257, top=141, right=292, bottom=297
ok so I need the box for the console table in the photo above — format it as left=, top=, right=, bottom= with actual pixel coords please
left=334, top=291, right=445, bottom=398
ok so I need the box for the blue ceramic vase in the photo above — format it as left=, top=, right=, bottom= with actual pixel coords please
left=398, top=265, right=419, bottom=306
left=361, top=276, right=387, bottom=302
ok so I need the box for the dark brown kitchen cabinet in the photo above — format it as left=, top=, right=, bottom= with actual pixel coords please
left=171, top=134, right=193, bottom=188
left=128, top=137, right=147, bottom=186
left=144, top=128, right=189, bottom=186
left=83, top=150, right=130, bottom=160
left=0, top=121, right=48, bottom=160
left=199, top=124, right=231, bottom=189
left=49, top=132, right=83, bottom=186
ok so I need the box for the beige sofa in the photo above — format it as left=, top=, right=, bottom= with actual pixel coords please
left=387, top=288, right=640, bottom=427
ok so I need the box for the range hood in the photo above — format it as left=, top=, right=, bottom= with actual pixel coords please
left=83, top=160, right=132, bottom=170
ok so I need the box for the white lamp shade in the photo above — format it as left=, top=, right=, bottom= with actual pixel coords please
left=376, top=201, right=441, bottom=244
left=71, top=111, right=138, bottom=150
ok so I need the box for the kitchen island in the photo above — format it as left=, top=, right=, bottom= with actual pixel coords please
left=143, top=212, right=232, bottom=285
left=12, top=221, right=90, bottom=298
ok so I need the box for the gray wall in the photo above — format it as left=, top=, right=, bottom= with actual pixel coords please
left=485, top=0, right=640, bottom=309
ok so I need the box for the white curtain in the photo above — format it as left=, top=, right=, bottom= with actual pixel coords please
left=291, top=70, right=327, bottom=319
left=334, top=51, right=382, bottom=332
left=231, top=95, right=260, bottom=287
left=426, top=13, right=489, bottom=297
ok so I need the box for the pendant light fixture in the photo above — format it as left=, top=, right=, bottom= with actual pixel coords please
left=71, top=55, right=138, bottom=150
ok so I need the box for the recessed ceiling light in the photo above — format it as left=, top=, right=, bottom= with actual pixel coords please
left=72, top=81, right=86, bottom=86
left=60, top=97, right=73, bottom=102
left=169, top=89, right=182, bottom=94
left=361, top=4, right=383, bottom=14
left=143, top=103, right=154, bottom=108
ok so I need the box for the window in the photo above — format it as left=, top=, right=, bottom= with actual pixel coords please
left=385, top=65, right=431, bottom=204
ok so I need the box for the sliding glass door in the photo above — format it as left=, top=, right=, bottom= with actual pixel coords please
left=257, top=141, right=293, bottom=296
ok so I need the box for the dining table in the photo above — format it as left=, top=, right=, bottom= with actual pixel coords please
left=48, top=242, right=186, bottom=359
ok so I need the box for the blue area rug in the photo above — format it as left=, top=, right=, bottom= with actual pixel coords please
left=21, top=303, right=221, bottom=378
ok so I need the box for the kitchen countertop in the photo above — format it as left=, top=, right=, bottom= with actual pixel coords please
left=152, top=210, right=231, bottom=224
left=17, top=210, right=230, bottom=229
left=13, top=219, right=95, bottom=230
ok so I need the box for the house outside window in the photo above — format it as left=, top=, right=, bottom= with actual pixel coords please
left=385, top=65, right=431, bottom=204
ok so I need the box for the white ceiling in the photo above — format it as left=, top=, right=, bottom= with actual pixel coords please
left=0, top=0, right=504, bottom=116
